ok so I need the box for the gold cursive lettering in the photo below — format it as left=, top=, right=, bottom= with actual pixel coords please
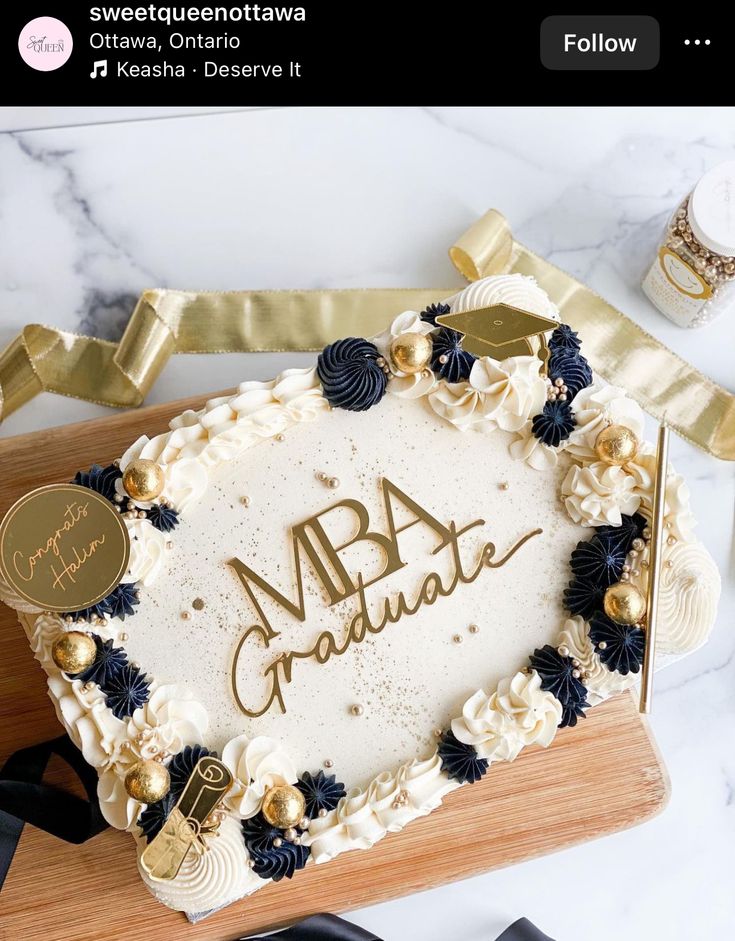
left=231, top=523, right=542, bottom=717
left=12, top=501, right=90, bottom=582
left=49, top=535, right=107, bottom=591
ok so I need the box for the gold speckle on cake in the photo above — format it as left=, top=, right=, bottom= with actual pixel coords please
left=192, top=598, right=205, bottom=611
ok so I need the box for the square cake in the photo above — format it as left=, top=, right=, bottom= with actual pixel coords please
left=0, top=274, right=720, bottom=916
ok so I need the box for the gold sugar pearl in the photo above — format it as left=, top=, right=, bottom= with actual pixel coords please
left=667, top=535, right=677, bottom=546
left=119, top=632, right=129, bottom=642
left=469, top=624, right=480, bottom=634
left=499, top=482, right=510, bottom=491
left=181, top=611, right=191, bottom=620
left=453, top=634, right=463, bottom=644
left=240, top=496, right=251, bottom=507
left=317, top=472, right=328, bottom=482
left=324, top=758, right=334, bottom=768
left=350, top=704, right=364, bottom=716
left=327, top=477, right=340, bottom=490
left=275, top=433, right=285, bottom=442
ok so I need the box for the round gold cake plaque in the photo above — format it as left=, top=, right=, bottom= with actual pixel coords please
left=0, top=483, right=130, bottom=612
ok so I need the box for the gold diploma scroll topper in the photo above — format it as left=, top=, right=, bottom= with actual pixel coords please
left=0, top=483, right=130, bottom=612
left=140, top=756, right=233, bottom=882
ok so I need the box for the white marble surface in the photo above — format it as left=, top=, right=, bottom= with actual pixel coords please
left=0, top=107, right=733, bottom=940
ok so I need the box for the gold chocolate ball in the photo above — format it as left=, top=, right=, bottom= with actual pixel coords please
left=261, top=784, right=306, bottom=829
left=594, top=424, right=640, bottom=466
left=51, top=631, right=97, bottom=674
left=122, top=459, right=165, bottom=502
left=124, top=759, right=171, bottom=804
left=389, top=332, right=433, bottom=375
left=603, top=582, right=647, bottom=626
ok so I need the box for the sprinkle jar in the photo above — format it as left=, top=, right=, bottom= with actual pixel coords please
left=642, top=161, right=735, bottom=328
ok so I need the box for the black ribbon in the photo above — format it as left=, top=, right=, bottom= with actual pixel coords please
left=0, top=735, right=108, bottom=888
left=242, top=914, right=555, bottom=941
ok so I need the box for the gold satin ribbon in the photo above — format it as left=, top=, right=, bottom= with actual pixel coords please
left=1, top=209, right=733, bottom=460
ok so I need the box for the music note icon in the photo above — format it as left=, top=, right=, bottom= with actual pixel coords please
left=90, top=60, right=108, bottom=79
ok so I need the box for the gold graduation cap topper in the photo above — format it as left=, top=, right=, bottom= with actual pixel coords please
left=435, top=303, right=559, bottom=371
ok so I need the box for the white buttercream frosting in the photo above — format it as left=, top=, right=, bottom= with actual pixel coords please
left=631, top=542, right=720, bottom=654
left=47, top=674, right=127, bottom=771
left=122, top=517, right=167, bottom=586
left=446, top=273, right=560, bottom=322
left=628, top=447, right=696, bottom=542
left=561, top=462, right=641, bottom=527
left=469, top=356, right=547, bottom=432
left=555, top=616, right=635, bottom=705
left=98, top=765, right=142, bottom=831
left=566, top=383, right=646, bottom=461
left=116, top=366, right=326, bottom=514
left=137, top=814, right=261, bottom=913
left=453, top=671, right=561, bottom=758
left=509, top=421, right=558, bottom=470
left=29, top=613, right=66, bottom=671
left=126, top=683, right=209, bottom=761
left=221, top=734, right=298, bottom=819
left=306, top=750, right=460, bottom=864
left=428, top=382, right=486, bottom=431
left=428, top=358, right=545, bottom=436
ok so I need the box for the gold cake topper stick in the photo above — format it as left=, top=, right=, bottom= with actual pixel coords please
left=435, top=303, right=559, bottom=373
left=140, top=756, right=232, bottom=882
left=639, top=422, right=670, bottom=714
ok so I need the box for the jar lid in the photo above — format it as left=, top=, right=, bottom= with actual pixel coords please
left=689, top=160, right=735, bottom=257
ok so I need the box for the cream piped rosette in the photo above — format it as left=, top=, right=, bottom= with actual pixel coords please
left=47, top=674, right=128, bottom=772
left=509, top=421, right=558, bottom=470
left=627, top=446, right=697, bottom=542
left=428, top=382, right=488, bottom=431
left=566, top=383, right=646, bottom=461
left=221, top=734, right=299, bottom=819
left=137, top=815, right=262, bottom=913
left=126, top=683, right=209, bottom=761
left=122, top=517, right=168, bottom=585
left=555, top=616, right=636, bottom=706
left=480, top=670, right=560, bottom=752
left=561, top=462, right=641, bottom=528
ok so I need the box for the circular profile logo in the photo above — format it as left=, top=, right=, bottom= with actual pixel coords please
left=18, top=16, right=73, bottom=71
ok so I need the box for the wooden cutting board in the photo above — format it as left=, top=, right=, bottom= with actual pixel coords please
left=0, top=392, right=669, bottom=941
